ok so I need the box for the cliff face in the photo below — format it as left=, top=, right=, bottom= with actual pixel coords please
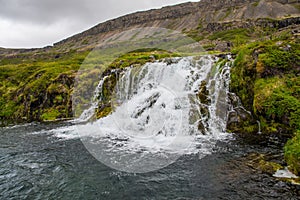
left=52, top=0, right=300, bottom=50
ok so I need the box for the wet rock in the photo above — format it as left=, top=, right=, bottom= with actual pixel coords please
left=198, top=121, right=207, bottom=135
left=200, top=105, right=210, bottom=119
left=227, top=106, right=255, bottom=132
left=197, top=81, right=210, bottom=104
left=227, top=91, right=259, bottom=134
left=131, top=92, right=160, bottom=118
left=228, top=92, right=240, bottom=108
left=246, top=153, right=283, bottom=175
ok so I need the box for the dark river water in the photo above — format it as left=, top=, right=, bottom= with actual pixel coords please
left=0, top=121, right=299, bottom=200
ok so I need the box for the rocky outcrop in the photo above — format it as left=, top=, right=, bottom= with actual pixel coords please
left=52, top=0, right=300, bottom=50
left=206, top=17, right=300, bottom=32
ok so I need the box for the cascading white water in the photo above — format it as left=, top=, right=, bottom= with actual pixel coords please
left=52, top=55, right=232, bottom=173
left=76, top=75, right=110, bottom=122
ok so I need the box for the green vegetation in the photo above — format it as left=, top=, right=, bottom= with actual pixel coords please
left=252, top=2, right=259, bottom=7
left=208, top=28, right=251, bottom=45
left=0, top=50, right=89, bottom=123
left=230, top=40, right=300, bottom=134
left=229, top=35, right=300, bottom=174
left=108, top=48, right=179, bottom=69
left=230, top=44, right=257, bottom=112
left=41, top=108, right=61, bottom=121
left=254, top=77, right=300, bottom=134
left=285, top=130, right=300, bottom=175
left=247, top=153, right=283, bottom=175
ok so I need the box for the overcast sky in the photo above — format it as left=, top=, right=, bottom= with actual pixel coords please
left=0, top=0, right=198, bottom=48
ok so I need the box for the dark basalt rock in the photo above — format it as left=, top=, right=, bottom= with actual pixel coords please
left=227, top=92, right=258, bottom=134
left=197, top=81, right=210, bottom=105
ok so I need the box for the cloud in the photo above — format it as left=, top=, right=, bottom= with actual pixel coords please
left=0, top=18, right=79, bottom=48
left=0, top=0, right=198, bottom=48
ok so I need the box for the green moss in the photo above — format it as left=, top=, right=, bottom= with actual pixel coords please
left=252, top=2, right=259, bottom=7
left=96, top=106, right=112, bottom=119
left=229, top=33, right=300, bottom=136
left=258, top=43, right=300, bottom=74
left=285, top=130, right=300, bottom=175
left=230, top=44, right=257, bottom=111
left=0, top=101, right=19, bottom=118
left=41, top=109, right=61, bottom=121
left=259, top=160, right=283, bottom=175
left=246, top=153, right=283, bottom=175
left=253, top=76, right=300, bottom=134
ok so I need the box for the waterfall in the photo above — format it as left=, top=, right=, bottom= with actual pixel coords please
left=78, top=55, right=232, bottom=149
left=76, top=75, right=110, bottom=122
left=54, top=55, right=233, bottom=173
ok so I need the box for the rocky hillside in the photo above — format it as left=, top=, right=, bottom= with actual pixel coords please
left=0, top=0, right=299, bottom=55
left=52, top=0, right=299, bottom=49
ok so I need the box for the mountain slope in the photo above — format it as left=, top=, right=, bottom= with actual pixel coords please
left=0, top=0, right=299, bottom=54
left=52, top=0, right=300, bottom=50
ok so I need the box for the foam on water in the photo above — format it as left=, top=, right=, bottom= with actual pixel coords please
left=274, top=167, right=299, bottom=179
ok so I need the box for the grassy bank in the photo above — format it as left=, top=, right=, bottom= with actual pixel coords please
left=228, top=35, right=300, bottom=175
left=0, top=51, right=89, bottom=123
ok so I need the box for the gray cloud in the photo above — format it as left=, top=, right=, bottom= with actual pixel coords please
left=0, top=0, right=198, bottom=48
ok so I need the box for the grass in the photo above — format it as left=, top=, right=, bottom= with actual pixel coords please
left=254, top=76, right=300, bottom=133
left=0, top=50, right=89, bottom=122
left=208, top=28, right=251, bottom=46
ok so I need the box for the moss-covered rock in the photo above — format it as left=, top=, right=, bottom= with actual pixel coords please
left=197, top=81, right=210, bottom=104
left=229, top=36, right=300, bottom=177
left=246, top=153, right=283, bottom=175
left=285, top=130, right=300, bottom=176
left=228, top=39, right=300, bottom=136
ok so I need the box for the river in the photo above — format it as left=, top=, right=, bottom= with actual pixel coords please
left=0, top=121, right=299, bottom=199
